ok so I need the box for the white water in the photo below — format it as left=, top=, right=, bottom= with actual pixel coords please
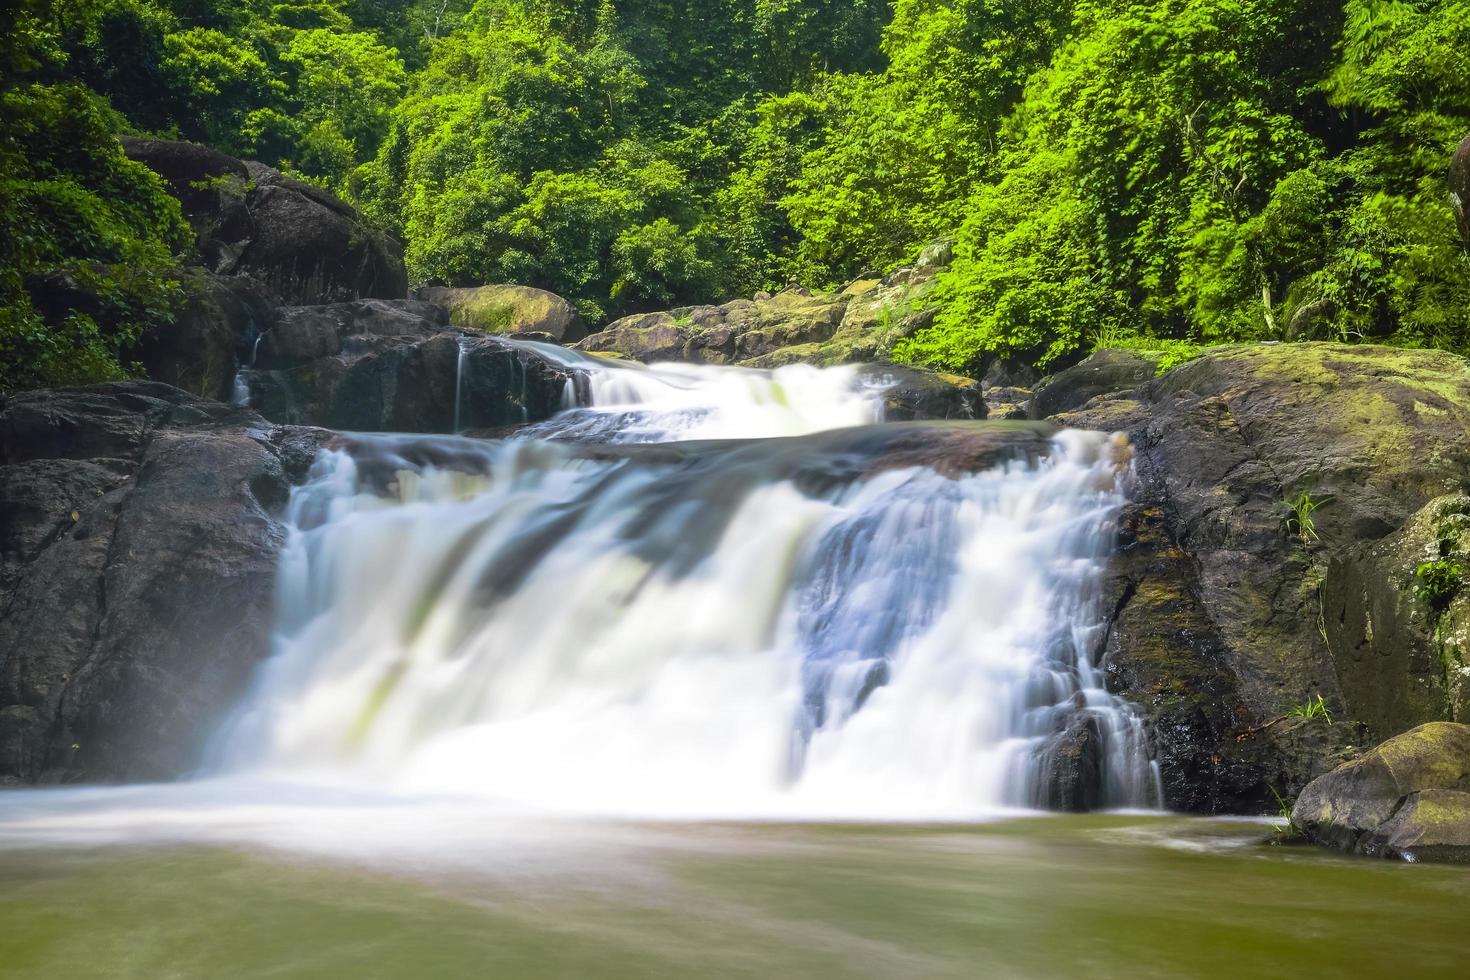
left=509, top=339, right=887, bottom=442
left=0, top=353, right=1156, bottom=864
left=202, top=350, right=1155, bottom=818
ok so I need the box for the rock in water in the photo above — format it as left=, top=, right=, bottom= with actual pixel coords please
left=0, top=383, right=324, bottom=783
left=1292, top=722, right=1470, bottom=863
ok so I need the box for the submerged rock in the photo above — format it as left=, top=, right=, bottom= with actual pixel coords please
left=1292, top=722, right=1470, bottom=862
left=0, top=383, right=326, bottom=784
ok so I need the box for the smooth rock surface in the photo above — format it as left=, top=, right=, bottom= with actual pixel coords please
left=0, top=383, right=325, bottom=784
left=1292, top=722, right=1470, bottom=862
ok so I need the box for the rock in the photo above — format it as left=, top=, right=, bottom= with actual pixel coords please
left=577, top=240, right=952, bottom=369
left=254, top=299, right=447, bottom=371
left=121, top=137, right=407, bottom=304
left=1035, top=713, right=1104, bottom=812
left=248, top=326, right=578, bottom=434
left=865, top=366, right=985, bottom=421
left=983, top=386, right=1032, bottom=420
left=240, top=163, right=407, bottom=304
left=580, top=289, right=848, bottom=365
left=1030, top=349, right=1162, bottom=419
left=416, top=285, right=585, bottom=344
left=1323, top=495, right=1470, bottom=740
left=1060, top=343, right=1470, bottom=811
left=0, top=383, right=326, bottom=783
left=116, top=137, right=254, bottom=272
left=131, top=270, right=274, bottom=402
left=1452, top=132, right=1470, bottom=251
left=1292, top=722, right=1470, bottom=862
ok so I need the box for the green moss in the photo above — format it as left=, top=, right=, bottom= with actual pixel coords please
left=1416, top=558, right=1464, bottom=614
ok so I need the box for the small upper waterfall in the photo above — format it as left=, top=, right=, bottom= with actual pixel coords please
left=213, top=352, right=1157, bottom=817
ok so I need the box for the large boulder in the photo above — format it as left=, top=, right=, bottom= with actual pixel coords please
left=416, top=285, right=586, bottom=344
left=242, top=302, right=579, bottom=432
left=579, top=287, right=848, bottom=365
left=1322, top=494, right=1470, bottom=739
left=0, top=383, right=325, bottom=784
left=1452, top=132, right=1470, bottom=251
left=121, top=138, right=407, bottom=305
left=1292, top=722, right=1470, bottom=862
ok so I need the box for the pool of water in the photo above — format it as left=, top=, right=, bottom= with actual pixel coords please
left=1, top=806, right=1466, bottom=979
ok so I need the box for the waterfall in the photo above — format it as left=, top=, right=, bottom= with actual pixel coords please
left=452, top=336, right=468, bottom=433
left=214, top=356, right=1157, bottom=818
left=231, top=334, right=263, bottom=407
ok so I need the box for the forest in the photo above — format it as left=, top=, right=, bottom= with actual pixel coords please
left=2, top=0, right=1468, bottom=390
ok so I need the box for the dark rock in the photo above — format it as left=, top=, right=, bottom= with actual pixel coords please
left=255, top=299, right=447, bottom=371
left=0, top=383, right=327, bottom=784
left=131, top=271, right=274, bottom=402
left=1452, top=132, right=1470, bottom=251
left=121, top=137, right=407, bottom=304
left=1035, top=713, right=1104, bottom=812
left=248, top=330, right=577, bottom=433
left=1292, top=722, right=1470, bottom=862
left=1322, top=495, right=1470, bottom=740
left=1030, top=349, right=1162, bottom=419
left=865, top=366, right=985, bottom=421
left=416, top=285, right=585, bottom=344
left=1066, top=343, right=1470, bottom=811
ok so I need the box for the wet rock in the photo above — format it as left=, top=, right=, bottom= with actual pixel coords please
left=248, top=330, right=576, bottom=433
left=416, top=285, right=585, bottom=344
left=865, top=366, right=985, bottom=421
left=0, top=383, right=327, bottom=784
left=1030, top=349, right=1162, bottom=419
left=1292, top=722, right=1470, bottom=862
left=132, top=270, right=274, bottom=402
left=1067, top=343, right=1470, bottom=811
left=1036, top=714, right=1104, bottom=812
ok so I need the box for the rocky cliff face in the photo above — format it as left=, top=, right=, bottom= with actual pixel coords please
left=1049, top=343, right=1470, bottom=811
left=0, top=384, right=327, bottom=783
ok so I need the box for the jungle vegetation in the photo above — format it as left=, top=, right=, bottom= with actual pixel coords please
left=2, top=0, right=1468, bottom=387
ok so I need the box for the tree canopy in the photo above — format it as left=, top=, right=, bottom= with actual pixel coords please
left=3, top=0, right=1468, bottom=386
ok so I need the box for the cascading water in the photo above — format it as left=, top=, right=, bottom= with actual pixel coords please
left=212, top=354, right=1158, bottom=818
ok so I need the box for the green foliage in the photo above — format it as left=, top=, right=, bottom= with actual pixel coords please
left=5, top=0, right=1470, bottom=380
left=1286, top=693, right=1334, bottom=724
left=1285, top=490, right=1325, bottom=543
left=1415, top=557, right=1464, bottom=613
left=0, top=74, right=188, bottom=390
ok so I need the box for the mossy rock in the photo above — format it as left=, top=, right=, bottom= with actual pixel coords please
left=418, top=285, right=585, bottom=343
left=1292, top=722, right=1470, bottom=862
